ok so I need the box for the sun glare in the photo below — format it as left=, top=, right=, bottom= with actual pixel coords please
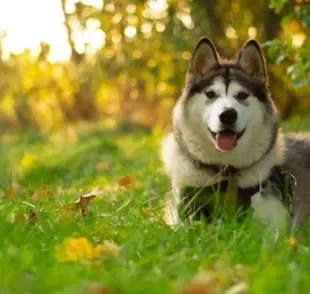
left=0, top=0, right=103, bottom=62
left=292, top=33, right=305, bottom=48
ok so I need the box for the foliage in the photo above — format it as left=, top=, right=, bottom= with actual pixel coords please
left=267, top=0, right=309, bottom=88
left=0, top=120, right=309, bottom=293
left=0, top=0, right=308, bottom=131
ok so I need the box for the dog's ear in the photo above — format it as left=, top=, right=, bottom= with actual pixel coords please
left=188, top=37, right=219, bottom=80
left=237, top=39, right=267, bottom=83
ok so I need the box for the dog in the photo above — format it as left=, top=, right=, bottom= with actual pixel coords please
left=160, top=37, right=310, bottom=229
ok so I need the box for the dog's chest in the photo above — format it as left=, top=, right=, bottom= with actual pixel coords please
left=178, top=167, right=294, bottom=221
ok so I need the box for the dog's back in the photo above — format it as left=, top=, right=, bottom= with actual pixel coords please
left=284, top=134, right=310, bottom=226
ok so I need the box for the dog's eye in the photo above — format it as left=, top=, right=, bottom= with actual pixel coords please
left=236, top=92, right=249, bottom=100
left=205, top=91, right=216, bottom=99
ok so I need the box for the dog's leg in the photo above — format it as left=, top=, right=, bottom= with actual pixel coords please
left=164, top=188, right=181, bottom=227
left=251, top=192, right=289, bottom=231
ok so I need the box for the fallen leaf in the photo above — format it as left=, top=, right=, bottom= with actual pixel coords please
left=180, top=257, right=248, bottom=294
left=144, top=207, right=153, bottom=215
left=86, top=283, right=112, bottom=294
left=94, top=240, right=120, bottom=257
left=3, top=183, right=21, bottom=200
left=9, top=209, right=38, bottom=225
left=56, top=237, right=119, bottom=263
left=118, top=175, right=134, bottom=187
left=32, top=186, right=53, bottom=202
left=179, top=271, right=218, bottom=294
left=289, top=236, right=299, bottom=249
left=56, top=237, right=96, bottom=262
left=28, top=209, right=38, bottom=225
left=65, top=189, right=104, bottom=216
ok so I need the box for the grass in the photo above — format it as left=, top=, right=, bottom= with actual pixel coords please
left=0, top=117, right=309, bottom=294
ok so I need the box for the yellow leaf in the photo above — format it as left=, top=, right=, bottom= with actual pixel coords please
left=56, top=237, right=120, bottom=263
left=19, top=153, right=38, bottom=169
left=289, top=236, right=299, bottom=249
left=56, top=237, right=97, bottom=262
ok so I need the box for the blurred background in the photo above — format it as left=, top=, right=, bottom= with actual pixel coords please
left=0, top=0, right=308, bottom=133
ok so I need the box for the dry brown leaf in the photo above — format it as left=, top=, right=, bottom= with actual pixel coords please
left=118, top=175, right=134, bottom=187
left=179, top=271, right=218, bottom=294
left=3, top=183, right=20, bottom=200
left=28, top=209, right=38, bottom=225
left=65, top=189, right=104, bottom=216
left=9, top=209, right=38, bottom=225
left=32, top=186, right=54, bottom=202
left=94, top=240, right=120, bottom=257
left=86, top=283, right=112, bottom=294
left=180, top=258, right=248, bottom=294
left=144, top=207, right=153, bottom=215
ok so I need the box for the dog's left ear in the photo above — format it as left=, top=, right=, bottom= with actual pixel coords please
left=237, top=40, right=267, bottom=83
left=188, top=37, right=219, bottom=80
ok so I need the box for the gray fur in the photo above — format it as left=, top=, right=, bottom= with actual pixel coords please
left=161, top=37, right=310, bottom=228
left=284, top=134, right=310, bottom=227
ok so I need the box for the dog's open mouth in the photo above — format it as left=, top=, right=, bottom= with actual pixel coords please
left=208, top=128, right=245, bottom=151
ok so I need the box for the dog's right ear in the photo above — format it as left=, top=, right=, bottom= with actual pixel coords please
left=188, top=38, right=219, bottom=80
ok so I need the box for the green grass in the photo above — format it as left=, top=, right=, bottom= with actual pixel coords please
left=0, top=119, right=309, bottom=294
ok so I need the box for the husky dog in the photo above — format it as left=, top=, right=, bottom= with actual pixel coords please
left=161, top=37, right=310, bottom=229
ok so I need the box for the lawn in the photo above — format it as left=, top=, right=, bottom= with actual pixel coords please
left=0, top=117, right=310, bottom=294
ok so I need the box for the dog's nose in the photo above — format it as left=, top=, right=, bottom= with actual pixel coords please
left=219, top=108, right=238, bottom=125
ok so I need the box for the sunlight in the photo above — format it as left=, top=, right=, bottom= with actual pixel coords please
left=0, top=0, right=103, bottom=62
left=124, top=26, right=137, bottom=38
left=292, top=33, right=305, bottom=48
left=248, top=27, right=257, bottom=38
left=226, top=27, right=238, bottom=39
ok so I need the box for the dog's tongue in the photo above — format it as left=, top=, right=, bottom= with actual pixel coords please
left=216, top=130, right=237, bottom=151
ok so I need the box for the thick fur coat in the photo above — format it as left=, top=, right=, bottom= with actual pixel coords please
left=161, top=38, right=310, bottom=229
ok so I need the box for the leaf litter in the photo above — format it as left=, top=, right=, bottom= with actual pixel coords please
left=178, top=255, right=248, bottom=294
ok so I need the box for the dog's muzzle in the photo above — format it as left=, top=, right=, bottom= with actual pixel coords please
left=208, top=128, right=246, bottom=151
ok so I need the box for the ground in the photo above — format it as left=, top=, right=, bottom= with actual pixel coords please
left=0, top=117, right=310, bottom=294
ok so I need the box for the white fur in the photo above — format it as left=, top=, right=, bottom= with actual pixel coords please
left=251, top=191, right=289, bottom=230
left=161, top=77, right=287, bottom=226
left=203, top=78, right=262, bottom=136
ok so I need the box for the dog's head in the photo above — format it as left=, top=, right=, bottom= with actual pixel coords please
left=178, top=38, right=275, bottom=153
